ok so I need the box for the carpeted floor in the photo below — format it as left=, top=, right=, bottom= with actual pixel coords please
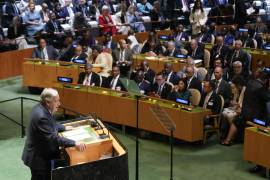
left=0, top=77, right=264, bottom=180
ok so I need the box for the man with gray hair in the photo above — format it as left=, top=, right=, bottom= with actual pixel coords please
left=227, top=40, right=250, bottom=77
left=22, top=88, right=86, bottom=180
left=78, top=63, right=101, bottom=86
left=163, top=41, right=181, bottom=57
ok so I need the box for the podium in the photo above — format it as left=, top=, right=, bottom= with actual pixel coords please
left=51, top=118, right=129, bottom=180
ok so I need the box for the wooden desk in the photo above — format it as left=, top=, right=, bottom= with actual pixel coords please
left=132, top=54, right=189, bottom=73
left=0, top=48, right=33, bottom=79
left=243, top=127, right=270, bottom=169
left=56, top=84, right=210, bottom=142
left=23, top=60, right=101, bottom=88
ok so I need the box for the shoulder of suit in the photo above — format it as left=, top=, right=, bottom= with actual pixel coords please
left=144, top=80, right=150, bottom=84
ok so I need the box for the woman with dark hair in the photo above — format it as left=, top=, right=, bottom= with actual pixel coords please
left=168, top=78, right=191, bottom=101
left=189, top=0, right=207, bottom=36
left=221, top=75, right=246, bottom=146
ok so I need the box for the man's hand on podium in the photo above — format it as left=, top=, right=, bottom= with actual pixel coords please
left=75, top=142, right=87, bottom=152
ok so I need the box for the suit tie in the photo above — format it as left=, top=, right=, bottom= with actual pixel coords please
left=53, top=21, right=59, bottom=32
left=40, top=50, right=45, bottom=59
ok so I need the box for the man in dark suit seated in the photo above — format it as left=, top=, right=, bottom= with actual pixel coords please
left=135, top=70, right=151, bottom=95
left=32, top=38, right=59, bottom=60
left=77, top=63, right=101, bottom=87
left=162, top=41, right=182, bottom=57
left=142, top=60, right=156, bottom=84
left=69, top=45, right=88, bottom=63
left=151, top=72, right=172, bottom=99
left=228, top=61, right=248, bottom=82
left=210, top=36, right=229, bottom=68
left=199, top=80, right=222, bottom=126
left=103, top=66, right=126, bottom=91
left=46, top=12, right=63, bottom=34
left=112, top=39, right=133, bottom=77
left=103, top=33, right=118, bottom=50
left=186, top=66, right=202, bottom=93
left=226, top=40, right=250, bottom=77
left=205, top=59, right=229, bottom=81
left=22, top=88, right=86, bottom=180
left=75, top=0, right=90, bottom=19
left=45, top=12, right=64, bottom=49
left=211, top=67, right=232, bottom=107
left=198, top=25, right=214, bottom=44
left=187, top=39, right=204, bottom=64
left=174, top=24, right=189, bottom=43
left=162, top=63, right=180, bottom=85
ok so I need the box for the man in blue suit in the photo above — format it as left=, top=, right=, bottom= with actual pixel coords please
left=22, top=88, right=86, bottom=180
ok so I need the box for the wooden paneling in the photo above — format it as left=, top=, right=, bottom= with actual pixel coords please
left=243, top=128, right=270, bottom=169
left=57, top=86, right=210, bottom=142
left=0, top=48, right=33, bottom=79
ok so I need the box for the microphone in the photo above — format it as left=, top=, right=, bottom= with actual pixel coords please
left=89, top=113, right=110, bottom=139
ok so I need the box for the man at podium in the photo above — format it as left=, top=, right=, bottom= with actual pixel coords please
left=22, top=88, right=86, bottom=180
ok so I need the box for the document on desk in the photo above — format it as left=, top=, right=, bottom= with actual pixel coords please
left=62, top=127, right=97, bottom=142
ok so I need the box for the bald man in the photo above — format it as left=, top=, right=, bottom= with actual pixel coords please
left=112, top=39, right=133, bottom=76
left=211, top=67, right=232, bottom=107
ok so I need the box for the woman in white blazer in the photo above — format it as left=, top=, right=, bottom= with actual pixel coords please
left=189, top=0, right=207, bottom=36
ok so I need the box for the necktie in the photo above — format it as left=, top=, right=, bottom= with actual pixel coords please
left=53, top=21, right=59, bottom=32
left=40, top=50, right=45, bottom=59
left=157, top=85, right=162, bottom=96
left=13, top=4, right=19, bottom=16
left=110, top=78, right=115, bottom=89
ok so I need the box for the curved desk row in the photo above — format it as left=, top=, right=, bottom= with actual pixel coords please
left=22, top=60, right=210, bottom=142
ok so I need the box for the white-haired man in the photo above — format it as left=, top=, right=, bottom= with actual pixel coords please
left=22, top=88, right=86, bottom=180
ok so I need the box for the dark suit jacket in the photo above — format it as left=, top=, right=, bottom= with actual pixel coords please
left=112, top=48, right=133, bottom=64
left=188, top=76, right=202, bottom=93
left=59, top=6, right=76, bottom=19
left=163, top=48, right=182, bottom=57
left=211, top=79, right=232, bottom=107
left=174, top=32, right=189, bottom=42
left=210, top=44, right=229, bottom=66
left=198, top=32, right=213, bottom=44
left=102, top=75, right=126, bottom=91
left=22, top=104, right=75, bottom=170
left=164, top=71, right=180, bottom=85
left=199, top=92, right=222, bottom=114
left=103, top=40, right=118, bottom=50
left=242, top=79, right=269, bottom=121
left=188, top=46, right=204, bottom=61
left=70, top=53, right=88, bottom=62
left=75, top=4, right=90, bottom=17
left=144, top=68, right=156, bottom=84
left=227, top=49, right=250, bottom=77
left=32, top=46, right=59, bottom=60
left=138, top=80, right=151, bottom=95
left=151, top=82, right=172, bottom=99
left=46, top=20, right=63, bottom=33
left=77, top=72, right=101, bottom=86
